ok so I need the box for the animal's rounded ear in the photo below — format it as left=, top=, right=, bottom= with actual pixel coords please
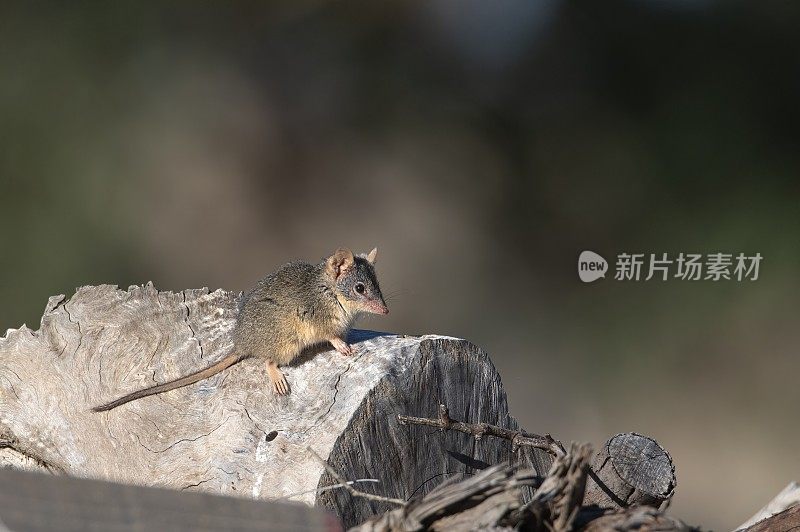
left=326, top=248, right=355, bottom=279
left=366, top=247, right=378, bottom=264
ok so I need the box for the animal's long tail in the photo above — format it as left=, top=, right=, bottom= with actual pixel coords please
left=91, top=353, right=246, bottom=412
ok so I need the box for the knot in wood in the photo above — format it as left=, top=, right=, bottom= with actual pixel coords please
left=437, top=404, right=452, bottom=430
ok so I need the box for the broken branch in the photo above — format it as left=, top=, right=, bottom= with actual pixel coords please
left=397, top=404, right=566, bottom=457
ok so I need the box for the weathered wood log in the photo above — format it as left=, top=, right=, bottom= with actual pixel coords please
left=0, top=284, right=553, bottom=528
left=583, top=432, right=676, bottom=510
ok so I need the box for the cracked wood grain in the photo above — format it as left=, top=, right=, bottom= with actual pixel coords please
left=0, top=283, right=550, bottom=527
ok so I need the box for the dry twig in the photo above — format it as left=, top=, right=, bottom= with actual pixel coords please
left=307, top=447, right=406, bottom=506
left=397, top=404, right=566, bottom=457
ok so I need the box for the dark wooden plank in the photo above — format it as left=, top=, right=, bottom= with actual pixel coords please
left=0, top=467, right=339, bottom=532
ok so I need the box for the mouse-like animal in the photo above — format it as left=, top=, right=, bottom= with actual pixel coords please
left=92, top=247, right=387, bottom=412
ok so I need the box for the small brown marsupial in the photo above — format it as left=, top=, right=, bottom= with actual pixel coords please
left=92, top=247, right=388, bottom=412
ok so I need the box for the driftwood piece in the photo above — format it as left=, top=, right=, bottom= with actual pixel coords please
left=737, top=481, right=800, bottom=530
left=521, top=442, right=593, bottom=531
left=740, top=503, right=800, bottom=532
left=0, top=284, right=552, bottom=527
left=581, top=506, right=699, bottom=532
left=352, top=442, right=679, bottom=532
left=394, top=409, right=678, bottom=523
left=406, top=464, right=538, bottom=531
left=351, top=463, right=542, bottom=532
left=583, top=432, right=676, bottom=510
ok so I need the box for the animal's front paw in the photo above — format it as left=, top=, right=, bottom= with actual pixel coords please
left=267, top=364, right=291, bottom=396
left=273, top=373, right=291, bottom=395
left=330, top=337, right=354, bottom=356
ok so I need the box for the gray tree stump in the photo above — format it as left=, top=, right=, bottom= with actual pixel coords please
left=0, top=284, right=552, bottom=528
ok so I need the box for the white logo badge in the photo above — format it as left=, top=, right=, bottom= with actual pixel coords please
left=578, top=251, right=607, bottom=283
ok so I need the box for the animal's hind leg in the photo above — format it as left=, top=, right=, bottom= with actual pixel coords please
left=266, top=360, right=290, bottom=395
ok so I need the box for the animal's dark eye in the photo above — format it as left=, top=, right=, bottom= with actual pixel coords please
left=355, top=283, right=365, bottom=294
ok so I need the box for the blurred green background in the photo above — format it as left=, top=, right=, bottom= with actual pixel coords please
left=1, top=2, right=798, bottom=528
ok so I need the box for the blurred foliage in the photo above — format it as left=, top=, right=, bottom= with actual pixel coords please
left=1, top=2, right=798, bottom=529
